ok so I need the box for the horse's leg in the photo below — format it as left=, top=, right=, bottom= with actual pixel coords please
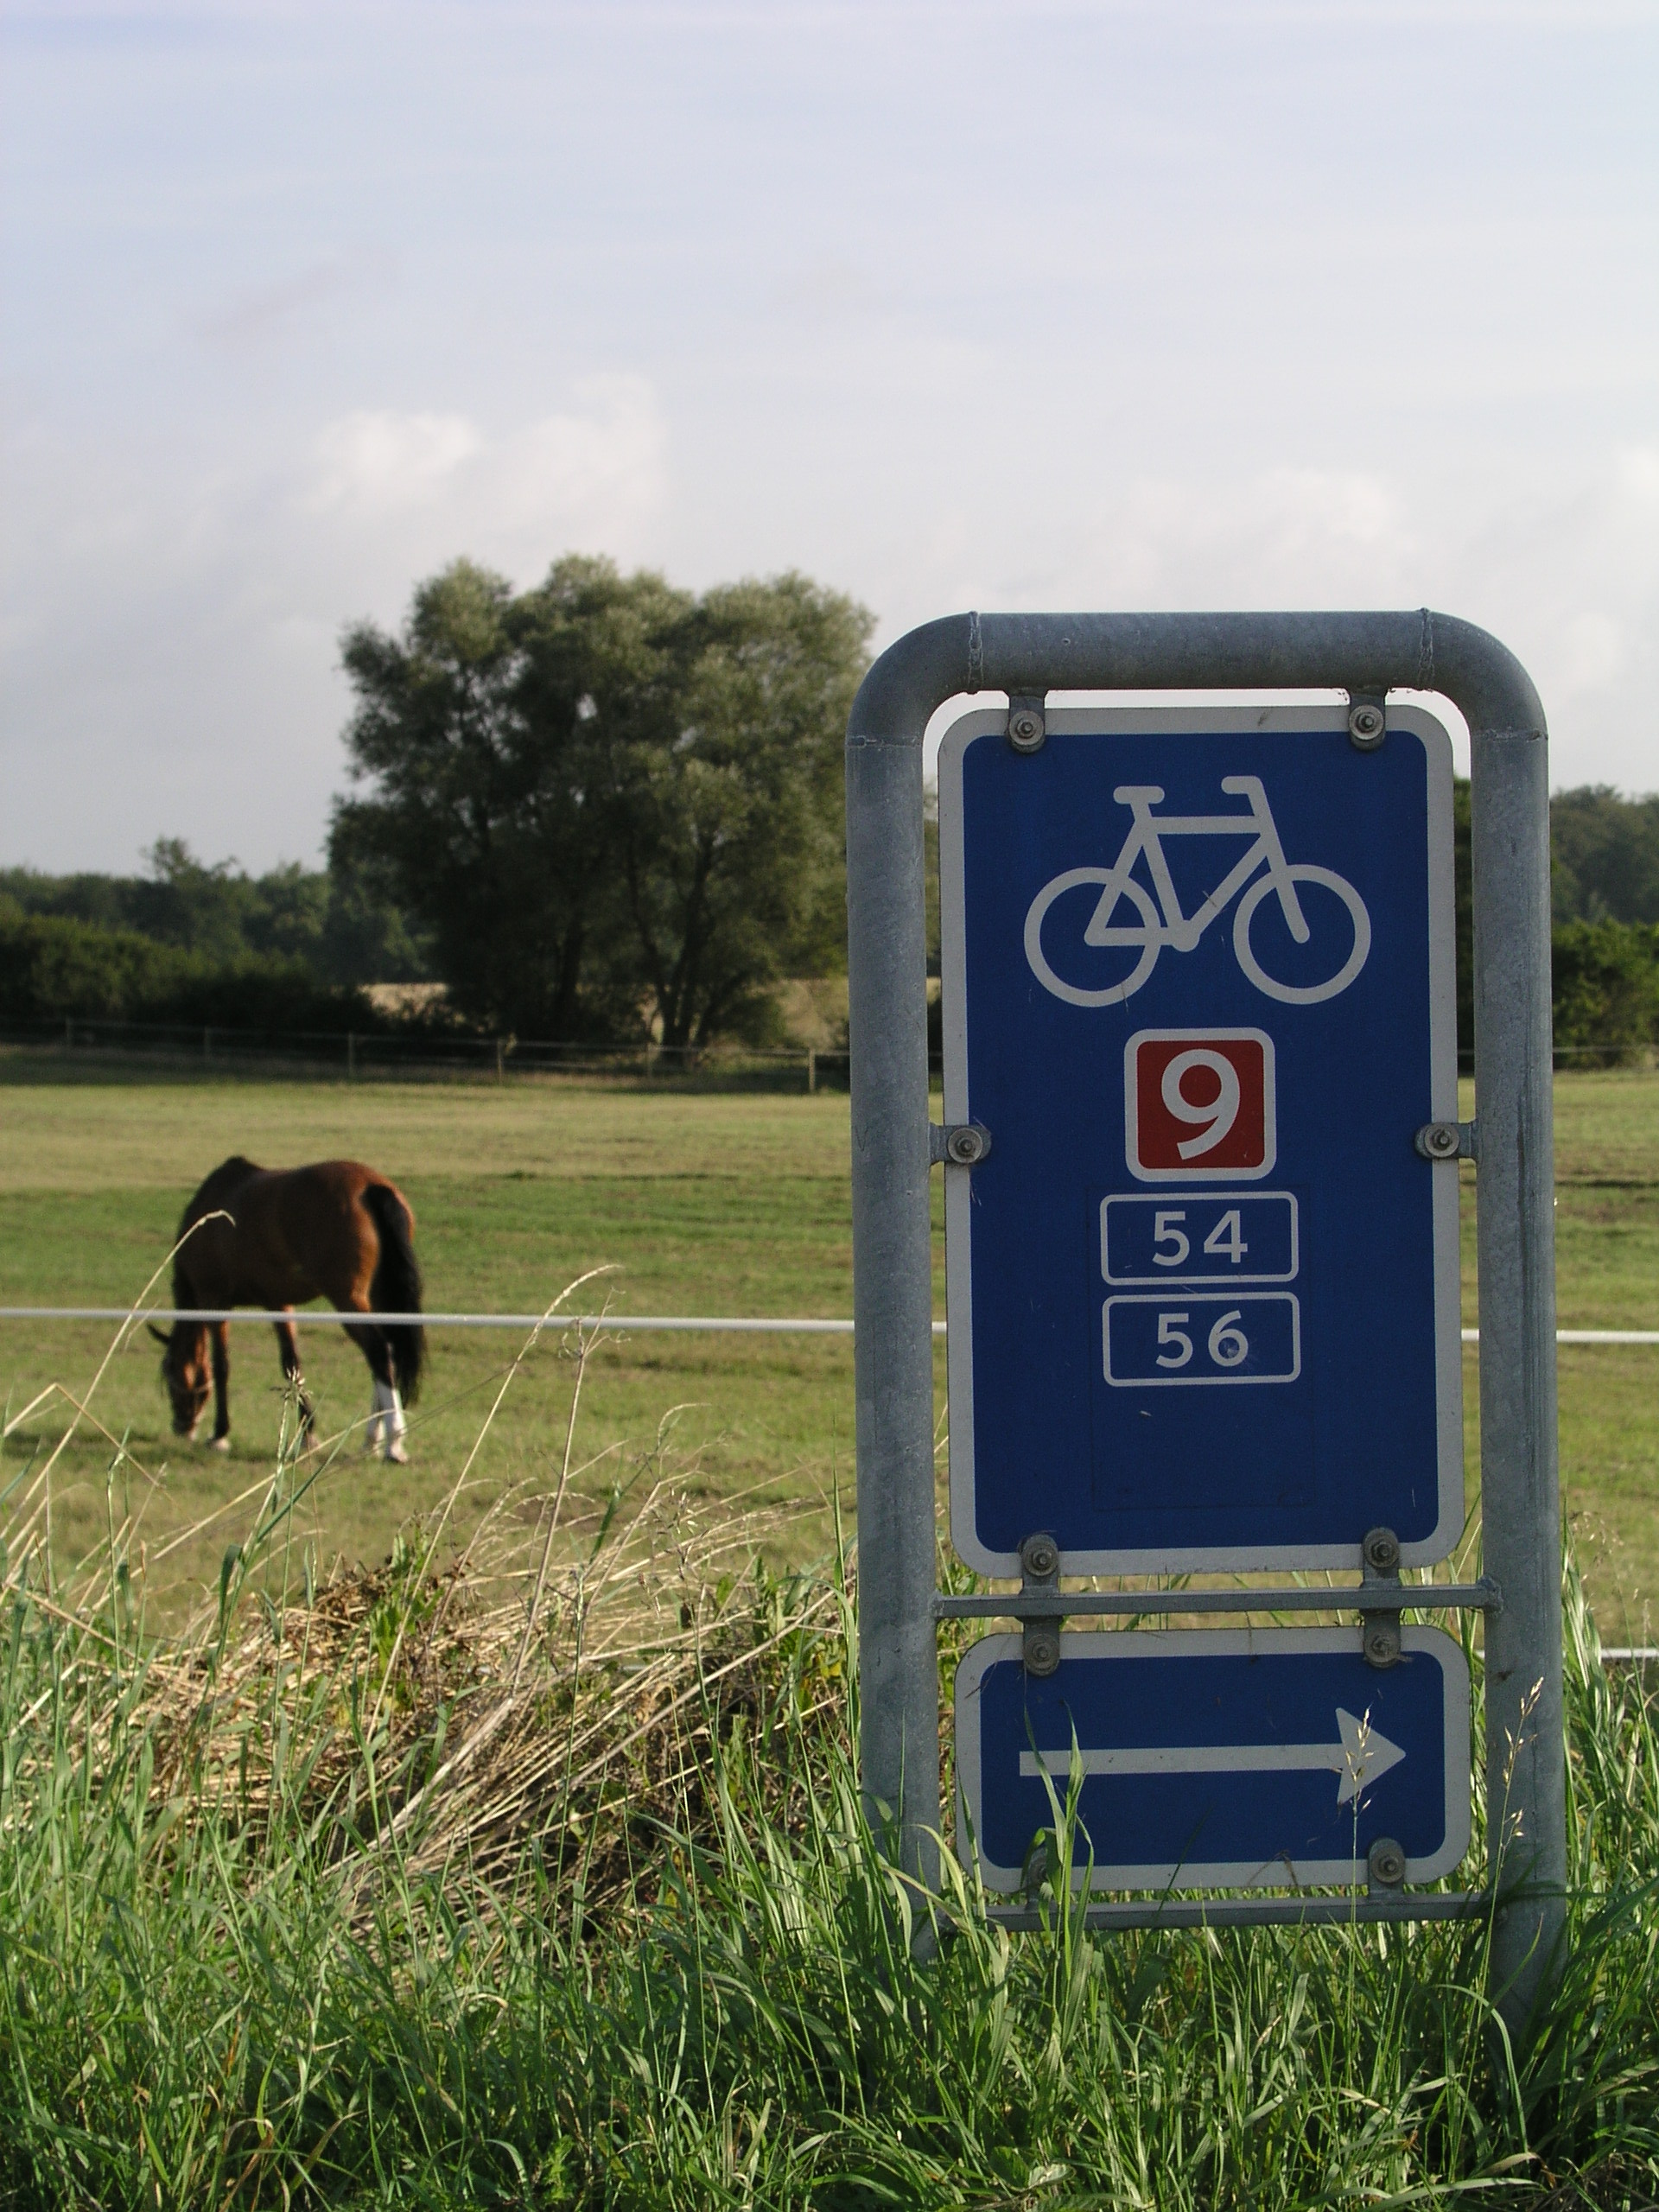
left=363, top=1344, right=386, bottom=1455
left=209, top=1322, right=232, bottom=1451
left=345, top=1316, right=406, bottom=1464
left=273, top=1315, right=314, bottom=1441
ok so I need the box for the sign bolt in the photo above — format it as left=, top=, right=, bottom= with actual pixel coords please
left=1367, top=1835, right=1407, bottom=1890
left=1023, top=1624, right=1061, bottom=1677
left=1020, top=1533, right=1060, bottom=1580
left=1363, top=1527, right=1402, bottom=1576
left=1363, top=1618, right=1402, bottom=1669
left=1415, top=1122, right=1463, bottom=1160
left=945, top=1125, right=988, bottom=1166
left=1007, top=697, right=1047, bottom=753
left=1348, top=701, right=1387, bottom=749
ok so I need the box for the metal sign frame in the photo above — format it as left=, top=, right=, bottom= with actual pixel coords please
left=937, top=702, right=1464, bottom=1577
left=844, top=610, right=1562, bottom=2042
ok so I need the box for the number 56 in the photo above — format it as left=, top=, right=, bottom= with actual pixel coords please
left=1154, top=1308, right=1250, bottom=1370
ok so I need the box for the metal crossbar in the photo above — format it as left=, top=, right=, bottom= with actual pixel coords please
left=988, top=1892, right=1491, bottom=1931
left=935, top=1581, right=1501, bottom=1619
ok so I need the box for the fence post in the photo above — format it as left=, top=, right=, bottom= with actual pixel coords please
left=203, top=1026, right=212, bottom=1061
left=807, top=1046, right=817, bottom=1096
left=64, top=1015, right=73, bottom=1052
left=347, top=1033, right=357, bottom=1081
left=495, top=1037, right=505, bottom=1084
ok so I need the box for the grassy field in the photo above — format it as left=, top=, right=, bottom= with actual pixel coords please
left=2, top=1052, right=1657, bottom=2207
left=1, top=1446, right=1655, bottom=2209
left=0, top=1058, right=894, bottom=1606
left=1, top=1052, right=1656, bottom=1630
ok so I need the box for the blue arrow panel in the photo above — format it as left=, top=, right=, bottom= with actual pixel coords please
left=938, top=709, right=1460, bottom=1575
left=955, top=1628, right=1471, bottom=1891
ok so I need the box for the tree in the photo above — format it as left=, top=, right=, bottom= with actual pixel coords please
left=333, top=556, right=872, bottom=1045
left=332, top=559, right=651, bottom=1039
left=1553, top=918, right=1659, bottom=1057
left=1551, top=785, right=1659, bottom=925
left=591, top=572, right=872, bottom=1046
left=0, top=848, right=426, bottom=991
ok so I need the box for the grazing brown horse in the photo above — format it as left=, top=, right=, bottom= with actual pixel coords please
left=151, top=1158, right=426, bottom=1461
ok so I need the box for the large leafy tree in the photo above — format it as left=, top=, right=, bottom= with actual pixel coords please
left=333, top=556, right=870, bottom=1044
left=592, top=572, right=871, bottom=1046
left=333, top=559, right=655, bottom=1037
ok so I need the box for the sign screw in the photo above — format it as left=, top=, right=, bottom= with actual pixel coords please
left=1415, top=1122, right=1462, bottom=1160
left=1368, top=1835, right=1407, bottom=1889
left=1020, top=1533, right=1060, bottom=1580
left=1023, top=1624, right=1061, bottom=1677
left=1007, top=699, right=1046, bottom=753
left=1348, top=701, right=1386, bottom=749
left=1363, top=1618, right=1402, bottom=1669
left=1363, top=1527, right=1401, bottom=1576
left=945, top=1125, right=988, bottom=1166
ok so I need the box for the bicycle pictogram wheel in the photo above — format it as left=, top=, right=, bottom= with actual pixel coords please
left=1232, top=864, right=1371, bottom=1004
left=1023, top=870, right=1163, bottom=1007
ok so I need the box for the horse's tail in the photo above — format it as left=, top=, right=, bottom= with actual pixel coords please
left=365, top=1182, right=426, bottom=1405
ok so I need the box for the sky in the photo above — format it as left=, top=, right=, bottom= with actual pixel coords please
left=3, top=0, right=1656, bottom=874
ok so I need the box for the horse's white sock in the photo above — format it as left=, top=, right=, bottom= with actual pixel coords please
left=365, top=1377, right=393, bottom=1452
left=383, top=1386, right=407, bottom=1461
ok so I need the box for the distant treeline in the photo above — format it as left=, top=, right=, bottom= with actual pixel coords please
left=7, top=728, right=1659, bottom=1061
left=1449, top=783, right=1659, bottom=1058
left=0, top=841, right=429, bottom=1034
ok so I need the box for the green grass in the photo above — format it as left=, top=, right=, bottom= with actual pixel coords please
left=1459, top=1071, right=1659, bottom=1637
left=2, top=1056, right=1656, bottom=2205
left=0, top=1062, right=923, bottom=1603
left=0, top=1428, right=1654, bottom=2210
left=1, top=1055, right=1656, bottom=1625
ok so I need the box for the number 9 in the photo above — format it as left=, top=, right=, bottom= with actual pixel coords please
left=1160, top=1049, right=1242, bottom=1161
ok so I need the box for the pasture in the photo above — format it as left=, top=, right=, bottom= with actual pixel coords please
left=2, top=1050, right=1658, bottom=2207
left=1, top=1052, right=1656, bottom=1630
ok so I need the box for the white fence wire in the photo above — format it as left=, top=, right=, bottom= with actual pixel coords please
left=1, top=1309, right=1656, bottom=1344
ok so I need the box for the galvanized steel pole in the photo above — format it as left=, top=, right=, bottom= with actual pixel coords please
left=845, top=608, right=1561, bottom=2029
left=1471, top=719, right=1566, bottom=2031
left=845, top=709, right=941, bottom=1889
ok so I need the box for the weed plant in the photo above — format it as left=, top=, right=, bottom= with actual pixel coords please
left=0, top=1310, right=1656, bottom=2209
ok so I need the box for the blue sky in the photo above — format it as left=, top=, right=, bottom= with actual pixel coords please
left=3, top=0, right=1656, bottom=871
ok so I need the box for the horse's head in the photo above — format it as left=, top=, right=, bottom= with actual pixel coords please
left=149, top=1322, right=211, bottom=1439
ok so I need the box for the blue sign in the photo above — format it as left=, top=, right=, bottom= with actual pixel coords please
left=955, top=1628, right=1471, bottom=1892
left=938, top=707, right=1461, bottom=1573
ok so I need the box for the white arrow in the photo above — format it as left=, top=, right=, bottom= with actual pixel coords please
left=1019, top=1707, right=1406, bottom=1808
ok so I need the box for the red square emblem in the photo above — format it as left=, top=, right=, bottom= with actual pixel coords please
left=1125, top=1028, right=1275, bottom=1180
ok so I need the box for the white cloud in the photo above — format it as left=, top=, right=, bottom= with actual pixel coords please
left=0, top=378, right=671, bottom=868
left=3, top=0, right=1657, bottom=863
left=302, top=378, right=665, bottom=563
left=309, top=410, right=484, bottom=511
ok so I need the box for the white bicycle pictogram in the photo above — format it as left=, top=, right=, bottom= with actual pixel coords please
left=1025, top=776, right=1372, bottom=1008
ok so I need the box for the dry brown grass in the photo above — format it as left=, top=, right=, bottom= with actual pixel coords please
left=1, top=1292, right=849, bottom=1934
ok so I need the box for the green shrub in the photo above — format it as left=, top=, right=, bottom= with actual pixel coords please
left=1553, top=918, right=1659, bottom=1060
left=0, top=911, right=377, bottom=1034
